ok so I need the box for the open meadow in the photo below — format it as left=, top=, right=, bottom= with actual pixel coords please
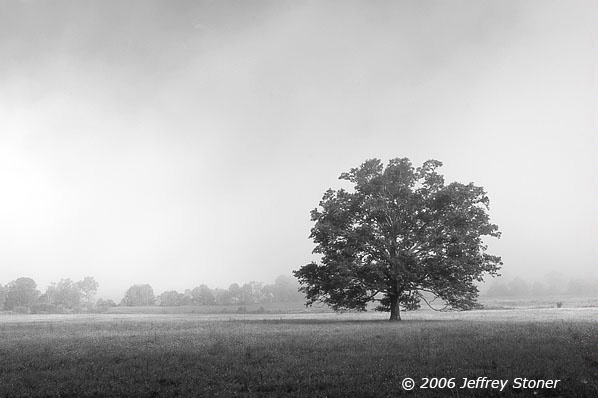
left=0, top=305, right=597, bottom=397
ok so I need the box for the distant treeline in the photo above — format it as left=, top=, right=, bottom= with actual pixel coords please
left=484, top=276, right=598, bottom=297
left=0, top=275, right=304, bottom=314
left=118, top=275, right=303, bottom=308
left=0, top=277, right=99, bottom=314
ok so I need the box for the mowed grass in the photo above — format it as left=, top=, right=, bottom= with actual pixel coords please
left=0, top=310, right=597, bottom=397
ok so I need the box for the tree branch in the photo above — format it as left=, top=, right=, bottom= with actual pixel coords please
left=417, top=290, right=450, bottom=312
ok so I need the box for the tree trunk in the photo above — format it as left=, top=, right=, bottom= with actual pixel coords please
left=389, top=294, right=401, bottom=321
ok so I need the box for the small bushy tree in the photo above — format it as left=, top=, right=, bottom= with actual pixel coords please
left=121, top=284, right=155, bottom=306
left=158, top=290, right=188, bottom=306
left=214, top=288, right=232, bottom=305
left=4, top=277, right=40, bottom=310
left=191, top=285, right=215, bottom=305
left=77, top=276, right=99, bottom=306
left=228, top=283, right=242, bottom=304
left=96, top=298, right=116, bottom=308
left=45, top=278, right=82, bottom=309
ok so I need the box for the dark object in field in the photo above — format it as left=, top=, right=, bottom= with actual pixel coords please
left=556, top=302, right=563, bottom=308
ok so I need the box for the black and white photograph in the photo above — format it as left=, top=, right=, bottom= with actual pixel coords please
left=0, top=0, right=596, bottom=396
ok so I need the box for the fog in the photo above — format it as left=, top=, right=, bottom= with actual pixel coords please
left=0, top=0, right=596, bottom=301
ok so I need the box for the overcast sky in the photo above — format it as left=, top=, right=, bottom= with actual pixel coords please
left=1, top=0, right=596, bottom=300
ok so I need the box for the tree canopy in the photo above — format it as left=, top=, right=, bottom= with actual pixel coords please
left=77, top=276, right=99, bottom=305
left=45, top=278, right=81, bottom=309
left=121, top=284, right=155, bottom=306
left=4, top=277, right=40, bottom=310
left=294, top=158, right=502, bottom=320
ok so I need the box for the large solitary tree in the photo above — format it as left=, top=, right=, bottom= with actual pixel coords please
left=294, top=158, right=502, bottom=321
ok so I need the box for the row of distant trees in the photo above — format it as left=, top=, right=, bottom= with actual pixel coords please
left=0, top=277, right=99, bottom=313
left=484, top=276, right=598, bottom=297
left=120, top=275, right=303, bottom=307
left=0, top=275, right=303, bottom=313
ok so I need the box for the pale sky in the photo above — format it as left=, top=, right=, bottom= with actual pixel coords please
left=1, top=0, right=596, bottom=300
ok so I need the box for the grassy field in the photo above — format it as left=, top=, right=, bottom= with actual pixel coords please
left=478, top=295, right=598, bottom=310
left=103, top=300, right=334, bottom=315
left=101, top=294, right=598, bottom=316
left=0, top=308, right=597, bottom=397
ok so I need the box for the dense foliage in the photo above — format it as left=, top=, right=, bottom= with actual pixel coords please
left=295, top=158, right=502, bottom=320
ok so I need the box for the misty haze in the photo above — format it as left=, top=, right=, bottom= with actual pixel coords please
left=0, top=1, right=596, bottom=397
